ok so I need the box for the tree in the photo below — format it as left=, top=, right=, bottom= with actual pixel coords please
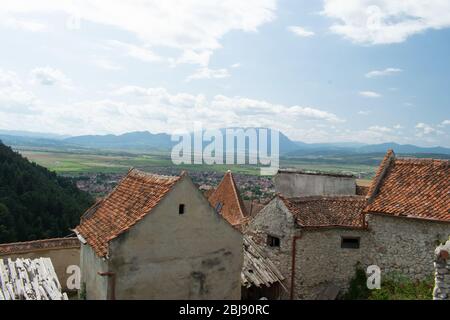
left=0, top=141, right=94, bottom=243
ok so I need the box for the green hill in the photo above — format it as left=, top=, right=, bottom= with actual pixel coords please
left=0, top=141, right=94, bottom=243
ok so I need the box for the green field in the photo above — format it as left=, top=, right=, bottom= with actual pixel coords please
left=19, top=150, right=264, bottom=175
left=18, top=149, right=379, bottom=177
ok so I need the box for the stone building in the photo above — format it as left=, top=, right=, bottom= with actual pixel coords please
left=247, top=150, right=450, bottom=299
left=363, top=150, right=450, bottom=279
left=247, top=194, right=368, bottom=299
left=74, top=169, right=243, bottom=300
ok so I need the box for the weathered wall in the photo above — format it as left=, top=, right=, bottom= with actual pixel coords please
left=247, top=198, right=450, bottom=300
left=0, top=239, right=80, bottom=291
left=80, top=243, right=108, bottom=300
left=246, top=199, right=369, bottom=299
left=365, top=214, right=450, bottom=280
left=245, top=197, right=296, bottom=299
left=294, top=228, right=368, bottom=299
left=274, top=172, right=356, bottom=198
left=433, top=238, right=450, bottom=300
left=107, top=176, right=243, bottom=300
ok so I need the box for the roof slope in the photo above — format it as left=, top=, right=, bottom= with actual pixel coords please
left=280, top=195, right=367, bottom=228
left=208, top=171, right=248, bottom=227
left=365, top=150, right=450, bottom=222
left=241, top=236, right=286, bottom=289
left=75, top=169, right=180, bottom=257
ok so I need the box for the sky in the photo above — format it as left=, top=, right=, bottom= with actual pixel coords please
left=0, top=0, right=449, bottom=147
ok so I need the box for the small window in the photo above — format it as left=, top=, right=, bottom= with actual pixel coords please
left=267, top=235, right=280, bottom=247
left=341, top=237, right=360, bottom=249
left=215, top=202, right=223, bottom=214
left=179, top=204, right=185, bottom=215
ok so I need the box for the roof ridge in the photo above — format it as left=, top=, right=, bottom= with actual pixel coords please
left=395, top=157, right=449, bottom=164
left=226, top=171, right=248, bottom=218
left=128, top=168, right=180, bottom=181
left=366, top=149, right=395, bottom=202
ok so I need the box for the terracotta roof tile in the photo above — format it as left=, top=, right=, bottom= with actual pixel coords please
left=356, top=185, right=370, bottom=196
left=208, top=171, right=248, bottom=227
left=365, top=151, right=450, bottom=222
left=75, top=169, right=180, bottom=257
left=280, top=195, right=367, bottom=228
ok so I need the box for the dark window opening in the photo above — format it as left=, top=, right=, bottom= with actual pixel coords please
left=341, top=237, right=360, bottom=249
left=267, top=235, right=280, bottom=247
left=179, top=204, right=185, bottom=215
left=215, top=202, right=223, bottom=214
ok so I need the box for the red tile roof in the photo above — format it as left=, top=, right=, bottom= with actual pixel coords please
left=280, top=195, right=367, bottom=228
left=365, top=150, right=450, bottom=222
left=0, top=238, right=79, bottom=255
left=208, top=171, right=248, bottom=227
left=75, top=169, right=181, bottom=257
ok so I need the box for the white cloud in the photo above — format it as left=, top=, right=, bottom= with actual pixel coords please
left=186, top=67, right=230, bottom=81
left=106, top=40, right=162, bottom=63
left=231, top=63, right=241, bottom=69
left=11, top=86, right=342, bottom=135
left=288, top=26, right=315, bottom=37
left=0, top=69, right=38, bottom=114
left=91, top=57, right=123, bottom=71
left=440, top=120, right=450, bottom=127
left=1, top=0, right=277, bottom=66
left=169, top=50, right=212, bottom=67
left=358, top=110, right=371, bottom=115
left=322, top=0, right=450, bottom=45
left=30, top=67, right=73, bottom=89
left=368, top=125, right=392, bottom=133
left=359, top=91, right=381, bottom=98
left=365, top=67, right=402, bottom=78
left=415, top=122, right=444, bottom=137
left=1, top=16, right=47, bottom=32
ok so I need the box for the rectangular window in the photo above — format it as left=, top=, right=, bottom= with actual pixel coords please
left=267, top=235, right=280, bottom=247
left=341, top=237, right=360, bottom=249
left=179, top=204, right=185, bottom=215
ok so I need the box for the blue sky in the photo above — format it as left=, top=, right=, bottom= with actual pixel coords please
left=0, top=0, right=449, bottom=146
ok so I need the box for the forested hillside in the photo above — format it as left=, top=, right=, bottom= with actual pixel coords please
left=0, top=142, right=94, bottom=243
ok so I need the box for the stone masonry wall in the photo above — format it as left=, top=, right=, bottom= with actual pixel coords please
left=366, top=214, right=450, bottom=280
left=433, top=238, right=450, bottom=300
left=245, top=197, right=296, bottom=299
left=247, top=201, right=450, bottom=300
left=294, top=228, right=369, bottom=299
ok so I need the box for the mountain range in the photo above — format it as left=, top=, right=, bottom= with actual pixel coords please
left=0, top=129, right=449, bottom=156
